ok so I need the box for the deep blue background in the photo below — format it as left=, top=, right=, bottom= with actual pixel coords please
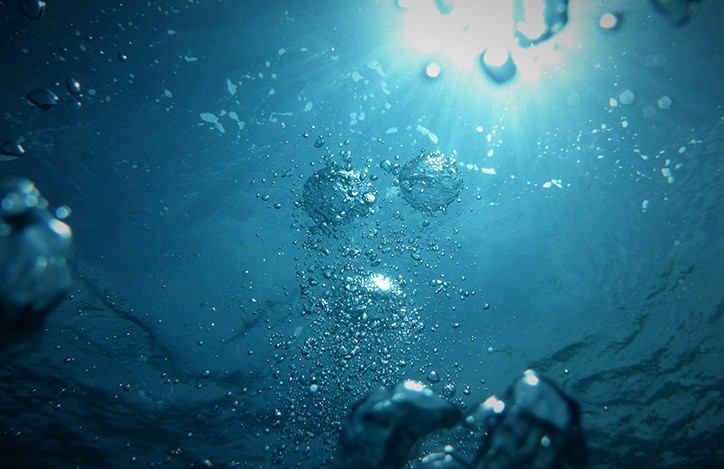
left=1, top=0, right=722, bottom=468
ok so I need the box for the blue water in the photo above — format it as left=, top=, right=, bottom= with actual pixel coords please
left=1, top=0, right=722, bottom=468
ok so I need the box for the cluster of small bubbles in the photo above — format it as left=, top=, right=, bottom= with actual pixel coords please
left=244, top=131, right=511, bottom=465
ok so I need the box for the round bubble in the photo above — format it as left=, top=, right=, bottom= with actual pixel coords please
left=55, top=206, right=72, bottom=219
left=302, top=165, right=377, bottom=228
left=619, top=90, right=635, bottom=105
left=566, top=93, right=580, bottom=107
left=599, top=12, right=619, bottom=29
left=657, top=96, right=672, bottom=109
left=397, top=150, right=463, bottom=212
left=426, top=63, right=441, bottom=78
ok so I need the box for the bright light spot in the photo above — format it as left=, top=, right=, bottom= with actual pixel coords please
left=404, top=380, right=424, bottom=392
left=483, top=47, right=510, bottom=67
left=476, top=126, right=483, bottom=132
left=49, top=219, right=71, bottom=238
left=401, top=0, right=517, bottom=69
left=426, top=62, right=441, bottom=78
left=524, top=370, right=540, bottom=386
left=511, top=40, right=562, bottom=83
left=372, top=274, right=392, bottom=291
left=599, top=13, right=618, bottom=30
left=516, top=0, right=547, bottom=41
left=484, top=396, right=506, bottom=413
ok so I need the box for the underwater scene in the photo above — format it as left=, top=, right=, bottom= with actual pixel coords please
left=0, top=0, right=722, bottom=468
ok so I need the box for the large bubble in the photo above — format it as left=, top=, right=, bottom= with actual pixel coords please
left=303, top=165, right=377, bottom=228
left=397, top=150, right=463, bottom=212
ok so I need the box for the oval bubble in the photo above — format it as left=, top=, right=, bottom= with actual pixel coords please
left=66, top=78, right=81, bottom=94
left=0, top=142, right=25, bottom=157
left=18, top=0, right=46, bottom=20
left=27, top=88, right=59, bottom=110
